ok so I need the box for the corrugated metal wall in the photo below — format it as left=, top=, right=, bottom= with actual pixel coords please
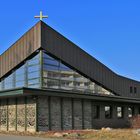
left=40, top=21, right=140, bottom=98
left=0, top=21, right=41, bottom=79
left=1, top=21, right=140, bottom=98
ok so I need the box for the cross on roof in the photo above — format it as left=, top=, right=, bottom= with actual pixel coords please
left=34, top=11, right=48, bottom=21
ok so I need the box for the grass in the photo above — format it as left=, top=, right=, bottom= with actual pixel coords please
left=0, top=129, right=140, bottom=140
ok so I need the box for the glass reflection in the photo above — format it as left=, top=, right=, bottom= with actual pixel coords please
left=0, top=53, right=41, bottom=90
left=42, top=52, right=113, bottom=95
left=0, top=51, right=114, bottom=96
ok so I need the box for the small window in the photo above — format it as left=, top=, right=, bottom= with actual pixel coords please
left=93, top=105, right=100, bottom=119
left=130, top=86, right=133, bottom=93
left=134, top=87, right=137, bottom=93
left=105, top=106, right=112, bottom=119
left=128, top=107, right=134, bottom=118
left=117, top=107, right=123, bottom=118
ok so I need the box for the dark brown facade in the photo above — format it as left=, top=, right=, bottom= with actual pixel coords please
left=0, top=22, right=41, bottom=79
left=0, top=21, right=140, bottom=98
left=0, top=88, right=140, bottom=131
left=41, top=22, right=140, bottom=98
left=1, top=21, right=140, bottom=131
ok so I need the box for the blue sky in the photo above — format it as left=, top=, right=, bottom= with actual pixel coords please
left=0, top=0, right=140, bottom=81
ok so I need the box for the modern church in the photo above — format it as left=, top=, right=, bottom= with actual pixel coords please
left=0, top=21, right=140, bottom=132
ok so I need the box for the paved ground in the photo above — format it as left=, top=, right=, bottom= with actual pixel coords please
left=0, top=135, right=61, bottom=140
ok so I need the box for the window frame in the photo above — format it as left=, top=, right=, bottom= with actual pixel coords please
left=93, top=105, right=100, bottom=119
left=105, top=106, right=112, bottom=119
left=117, top=106, right=124, bottom=119
left=128, top=107, right=134, bottom=118
left=130, top=86, right=133, bottom=93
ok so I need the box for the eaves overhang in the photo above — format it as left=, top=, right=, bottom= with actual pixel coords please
left=0, top=87, right=140, bottom=104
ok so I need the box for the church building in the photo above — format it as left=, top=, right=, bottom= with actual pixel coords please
left=0, top=21, right=140, bottom=132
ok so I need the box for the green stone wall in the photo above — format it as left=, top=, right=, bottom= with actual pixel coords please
left=37, top=96, right=93, bottom=131
left=73, top=99, right=83, bottom=129
left=62, top=98, right=72, bottom=130
left=37, top=95, right=140, bottom=131
left=37, top=96, right=49, bottom=131
left=83, top=100, right=92, bottom=129
left=50, top=97, right=61, bottom=130
left=0, top=94, right=139, bottom=132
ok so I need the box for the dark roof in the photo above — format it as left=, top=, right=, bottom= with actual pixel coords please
left=1, top=21, right=140, bottom=98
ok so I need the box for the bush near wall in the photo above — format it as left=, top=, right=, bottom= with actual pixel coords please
left=130, top=115, right=140, bottom=128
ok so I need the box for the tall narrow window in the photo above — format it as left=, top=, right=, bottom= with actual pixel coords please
left=105, top=106, right=112, bottom=119
left=93, top=105, right=100, bottom=119
left=128, top=107, right=134, bottom=118
left=134, top=87, right=137, bottom=93
left=117, top=107, right=123, bottom=118
left=130, top=86, right=133, bottom=93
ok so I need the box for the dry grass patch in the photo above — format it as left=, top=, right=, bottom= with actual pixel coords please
left=0, top=129, right=140, bottom=140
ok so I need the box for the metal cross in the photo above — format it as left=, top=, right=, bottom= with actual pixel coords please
left=34, top=11, right=48, bottom=21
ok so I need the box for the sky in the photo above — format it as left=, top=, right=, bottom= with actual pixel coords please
left=0, top=0, right=140, bottom=81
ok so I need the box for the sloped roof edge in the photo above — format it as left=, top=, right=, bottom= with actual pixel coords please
left=0, top=21, right=42, bottom=79
left=1, top=21, right=140, bottom=98
left=40, top=21, right=140, bottom=97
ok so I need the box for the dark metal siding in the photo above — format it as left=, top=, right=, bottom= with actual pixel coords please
left=1, top=21, right=140, bottom=99
left=41, top=21, right=140, bottom=98
left=0, top=22, right=41, bottom=79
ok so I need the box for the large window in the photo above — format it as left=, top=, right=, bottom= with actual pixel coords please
left=42, top=52, right=114, bottom=95
left=0, top=51, right=114, bottom=96
left=0, top=53, right=41, bottom=90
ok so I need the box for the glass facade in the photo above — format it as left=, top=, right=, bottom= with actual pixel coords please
left=42, top=52, right=113, bottom=95
left=0, top=53, right=41, bottom=90
left=0, top=50, right=114, bottom=96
